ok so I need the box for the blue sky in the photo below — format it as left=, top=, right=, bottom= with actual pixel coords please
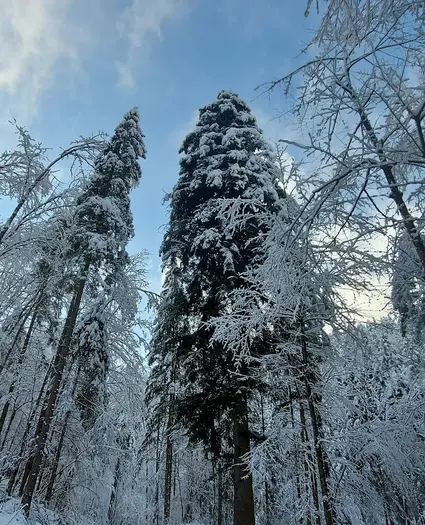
left=0, top=0, right=319, bottom=292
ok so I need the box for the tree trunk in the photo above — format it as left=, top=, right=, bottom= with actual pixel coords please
left=300, top=322, right=334, bottom=525
left=163, top=399, right=174, bottom=524
left=289, top=387, right=305, bottom=525
left=259, top=394, right=270, bottom=521
left=0, top=308, right=38, bottom=438
left=7, top=363, right=51, bottom=497
left=45, top=361, right=81, bottom=504
left=0, top=314, right=29, bottom=376
left=44, top=414, right=69, bottom=503
left=300, top=401, right=320, bottom=525
left=8, top=363, right=50, bottom=496
left=232, top=396, right=255, bottom=525
left=108, top=458, right=120, bottom=523
left=21, top=275, right=86, bottom=518
left=217, top=461, right=223, bottom=525
left=164, top=433, right=173, bottom=523
left=0, top=404, right=17, bottom=451
left=154, top=422, right=161, bottom=525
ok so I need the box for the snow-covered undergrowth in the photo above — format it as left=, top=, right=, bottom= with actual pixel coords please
left=0, top=496, right=61, bottom=525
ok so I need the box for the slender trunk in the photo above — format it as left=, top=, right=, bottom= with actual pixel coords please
left=217, top=461, right=223, bottom=525
left=177, top=455, right=185, bottom=522
left=173, top=451, right=177, bottom=498
left=44, top=414, right=69, bottom=503
left=154, top=422, right=161, bottom=525
left=44, top=362, right=81, bottom=504
left=232, top=395, right=255, bottom=525
left=7, top=364, right=51, bottom=497
left=21, top=275, right=86, bottom=518
left=163, top=399, right=174, bottom=523
left=0, top=314, right=28, bottom=376
left=300, top=322, right=334, bottom=525
left=300, top=402, right=320, bottom=525
left=0, top=404, right=17, bottom=450
left=260, top=393, right=270, bottom=520
left=0, top=309, right=38, bottom=438
left=163, top=433, right=173, bottom=523
left=108, top=458, right=120, bottom=523
left=19, top=394, right=51, bottom=498
left=144, top=460, right=149, bottom=523
left=36, top=456, right=46, bottom=493
left=290, top=387, right=306, bottom=525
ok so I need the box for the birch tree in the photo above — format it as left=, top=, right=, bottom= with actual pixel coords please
left=266, top=0, right=425, bottom=306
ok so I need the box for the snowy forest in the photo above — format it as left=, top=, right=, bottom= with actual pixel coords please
left=1, top=0, right=425, bottom=524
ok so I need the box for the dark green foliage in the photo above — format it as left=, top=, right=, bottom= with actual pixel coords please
left=149, top=90, right=285, bottom=456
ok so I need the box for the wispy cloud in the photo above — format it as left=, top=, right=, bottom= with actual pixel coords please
left=116, top=0, right=188, bottom=89
left=0, top=0, right=81, bottom=123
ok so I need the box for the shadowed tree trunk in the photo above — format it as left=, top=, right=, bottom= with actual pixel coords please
left=232, top=395, right=255, bottom=525
left=108, top=458, right=121, bottom=523
left=217, top=460, right=223, bottom=525
left=164, top=431, right=173, bottom=523
left=0, top=311, right=30, bottom=376
left=300, top=401, right=320, bottom=525
left=164, top=391, right=175, bottom=524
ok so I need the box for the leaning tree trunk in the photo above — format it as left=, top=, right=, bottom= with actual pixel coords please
left=0, top=311, right=30, bottom=377
left=0, top=308, right=38, bottom=438
left=21, top=275, right=87, bottom=518
left=8, top=362, right=52, bottom=497
left=232, top=395, right=255, bottom=525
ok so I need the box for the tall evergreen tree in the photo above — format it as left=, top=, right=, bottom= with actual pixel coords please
left=152, top=90, right=285, bottom=525
left=21, top=108, right=146, bottom=517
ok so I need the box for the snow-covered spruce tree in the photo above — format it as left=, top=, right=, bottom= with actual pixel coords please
left=151, top=90, right=285, bottom=525
left=20, top=108, right=146, bottom=518
left=75, top=303, right=108, bottom=431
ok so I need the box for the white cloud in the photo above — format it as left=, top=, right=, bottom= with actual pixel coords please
left=0, top=0, right=80, bottom=123
left=116, top=0, right=188, bottom=89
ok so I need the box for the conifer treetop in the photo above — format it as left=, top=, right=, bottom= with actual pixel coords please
left=94, top=107, right=146, bottom=190
left=73, top=108, right=146, bottom=265
left=163, top=90, right=283, bottom=271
